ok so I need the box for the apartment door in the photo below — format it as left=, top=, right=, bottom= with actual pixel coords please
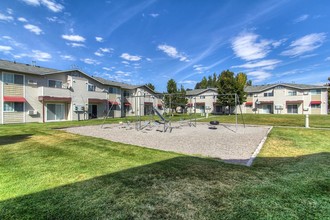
left=262, top=104, right=273, bottom=114
left=88, top=104, right=97, bottom=118
left=46, top=103, right=65, bottom=121
left=287, top=104, right=298, bottom=114
left=144, top=103, right=153, bottom=115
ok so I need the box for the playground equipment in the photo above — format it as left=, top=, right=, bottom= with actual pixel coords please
left=101, top=96, right=121, bottom=128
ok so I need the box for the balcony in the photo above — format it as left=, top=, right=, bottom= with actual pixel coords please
left=86, top=91, right=108, bottom=100
left=38, top=86, right=72, bottom=98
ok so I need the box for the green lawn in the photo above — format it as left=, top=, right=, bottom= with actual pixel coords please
left=0, top=116, right=329, bottom=219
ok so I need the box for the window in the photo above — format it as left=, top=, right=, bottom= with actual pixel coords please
left=287, top=105, right=298, bottom=114
left=3, top=73, right=23, bottom=84
left=311, top=104, right=321, bottom=108
left=264, top=92, right=273, bottom=97
left=47, top=104, right=65, bottom=121
left=123, top=90, right=130, bottom=97
left=288, top=90, right=297, bottom=96
left=88, top=84, right=96, bottom=91
left=310, top=89, right=321, bottom=95
left=48, top=80, right=62, bottom=88
left=248, top=93, right=253, bottom=97
left=109, top=87, right=117, bottom=94
left=200, top=96, right=205, bottom=99
left=4, top=102, right=24, bottom=112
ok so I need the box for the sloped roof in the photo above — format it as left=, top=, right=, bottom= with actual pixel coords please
left=245, top=83, right=327, bottom=93
left=186, top=88, right=218, bottom=96
left=0, top=59, right=58, bottom=75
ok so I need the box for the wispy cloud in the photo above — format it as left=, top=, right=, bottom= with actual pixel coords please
left=293, top=14, right=309, bottom=23
left=24, top=24, right=43, bottom=35
left=95, top=37, right=104, bottom=42
left=0, top=12, right=14, bottom=22
left=18, top=17, right=28, bottom=22
left=157, top=44, right=189, bottom=62
left=178, top=80, right=197, bottom=85
left=122, top=61, right=130, bottom=65
left=21, top=0, right=64, bottom=12
left=102, top=67, right=115, bottom=71
left=193, top=64, right=207, bottom=73
left=6, top=8, right=13, bottom=15
left=120, top=53, right=141, bottom=61
left=66, top=42, right=85, bottom=48
left=149, top=13, right=159, bottom=18
left=81, top=58, right=100, bottom=65
left=94, top=47, right=113, bottom=57
left=14, top=50, right=52, bottom=61
left=46, top=16, right=64, bottom=24
left=232, top=59, right=281, bottom=70
left=246, top=70, right=271, bottom=82
left=60, top=55, right=76, bottom=61
left=281, top=33, right=326, bottom=57
left=231, top=32, right=272, bottom=61
left=325, top=57, right=330, bottom=61
left=0, top=45, right=13, bottom=53
left=62, top=34, right=86, bottom=42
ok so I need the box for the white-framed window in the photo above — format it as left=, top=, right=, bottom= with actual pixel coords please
left=48, top=79, right=63, bottom=88
left=310, top=89, right=321, bottom=95
left=3, top=73, right=23, bottom=85
left=109, top=87, right=117, bottom=94
left=264, top=91, right=274, bottom=97
left=87, top=83, right=96, bottom=91
left=200, top=96, right=205, bottom=99
left=311, top=104, right=321, bottom=108
left=287, top=104, right=298, bottom=114
left=287, top=90, right=297, bottom=96
left=4, top=102, right=24, bottom=112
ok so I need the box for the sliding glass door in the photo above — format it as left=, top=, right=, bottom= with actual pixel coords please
left=46, top=103, right=65, bottom=121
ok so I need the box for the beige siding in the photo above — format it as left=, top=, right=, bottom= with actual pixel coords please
left=311, top=108, right=321, bottom=114
left=3, top=112, right=24, bottom=124
left=311, top=94, right=321, bottom=101
left=0, top=72, right=2, bottom=124
left=3, top=84, right=24, bottom=96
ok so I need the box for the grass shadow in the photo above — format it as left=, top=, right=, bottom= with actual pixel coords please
left=0, top=134, right=33, bottom=146
left=0, top=152, right=329, bottom=219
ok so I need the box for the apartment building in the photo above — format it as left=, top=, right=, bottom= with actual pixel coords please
left=186, top=88, right=221, bottom=114
left=243, top=84, right=328, bottom=115
left=0, top=60, right=161, bottom=124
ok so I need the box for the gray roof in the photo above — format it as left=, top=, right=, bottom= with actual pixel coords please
left=186, top=88, right=217, bottom=96
left=93, top=77, right=139, bottom=90
left=0, top=59, right=58, bottom=75
left=245, top=83, right=328, bottom=93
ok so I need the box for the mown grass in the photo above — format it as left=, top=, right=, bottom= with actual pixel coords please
left=0, top=116, right=329, bottom=219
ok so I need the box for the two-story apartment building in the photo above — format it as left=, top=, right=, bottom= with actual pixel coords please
left=0, top=60, right=162, bottom=124
left=243, top=84, right=328, bottom=115
left=186, top=88, right=221, bottom=114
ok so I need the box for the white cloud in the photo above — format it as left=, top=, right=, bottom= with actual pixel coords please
left=16, top=50, right=52, bottom=61
left=62, top=34, right=85, bottom=42
left=247, top=70, right=271, bottom=82
left=178, top=80, right=197, bottom=85
left=146, top=58, right=152, bottom=62
left=324, top=57, right=330, bottom=61
left=18, top=17, right=28, bottom=22
left=231, top=32, right=272, bottom=61
left=0, top=13, right=14, bottom=22
left=272, top=38, right=287, bottom=48
left=66, top=42, right=85, bottom=47
left=94, top=47, right=113, bottom=57
left=24, top=24, right=43, bottom=35
left=7, top=8, right=13, bottom=15
left=60, top=55, right=75, bottom=61
left=193, top=64, right=206, bottom=73
left=81, top=58, right=100, bottom=65
left=120, top=53, right=141, bottom=61
left=1, top=36, right=26, bottom=49
left=21, top=0, right=64, bottom=12
left=293, top=14, right=309, bottom=23
left=149, top=13, right=159, bottom=18
left=102, top=67, right=115, bottom=71
left=95, top=37, right=103, bottom=42
left=115, top=70, right=131, bottom=76
left=46, top=16, right=64, bottom=23
left=157, top=44, right=189, bottom=62
left=281, top=33, right=326, bottom=57
left=232, top=59, right=281, bottom=70
left=0, top=45, right=13, bottom=52
left=122, top=61, right=130, bottom=65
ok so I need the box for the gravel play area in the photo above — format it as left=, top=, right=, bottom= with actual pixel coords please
left=64, top=122, right=272, bottom=165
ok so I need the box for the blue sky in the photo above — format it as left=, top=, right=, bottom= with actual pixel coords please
left=0, top=0, right=329, bottom=91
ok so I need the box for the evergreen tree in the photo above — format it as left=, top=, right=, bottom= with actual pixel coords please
left=145, top=83, right=155, bottom=91
left=165, top=79, right=178, bottom=112
left=235, top=72, right=247, bottom=104
left=200, top=76, right=208, bottom=89
left=217, top=70, right=236, bottom=108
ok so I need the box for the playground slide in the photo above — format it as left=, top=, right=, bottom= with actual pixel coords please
left=153, top=107, right=166, bottom=121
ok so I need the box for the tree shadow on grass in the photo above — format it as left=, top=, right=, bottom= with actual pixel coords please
left=0, top=153, right=329, bottom=219
left=0, top=134, right=33, bottom=146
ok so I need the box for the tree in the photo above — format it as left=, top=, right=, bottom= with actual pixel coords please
left=235, top=72, right=247, bottom=104
left=200, top=76, right=208, bottom=89
left=164, top=79, right=178, bottom=112
left=217, top=70, right=236, bottom=110
left=326, top=77, right=330, bottom=111
left=145, top=83, right=155, bottom=91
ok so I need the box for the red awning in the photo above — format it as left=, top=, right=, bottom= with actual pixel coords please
left=310, top=101, right=321, bottom=105
left=245, top=102, right=253, bottom=105
left=195, top=102, right=205, bottom=106
left=157, top=104, right=162, bottom=107
left=286, top=100, right=303, bottom=104
left=109, top=101, right=119, bottom=105
left=260, top=101, right=273, bottom=104
left=38, top=96, right=71, bottom=102
left=3, top=96, right=26, bottom=102
left=124, top=102, right=131, bottom=106
left=187, top=103, right=193, bottom=107
left=144, top=102, right=153, bottom=105
left=89, top=98, right=108, bottom=103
